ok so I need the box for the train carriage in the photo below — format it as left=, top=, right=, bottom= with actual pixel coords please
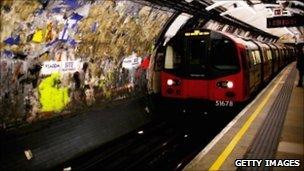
left=160, top=29, right=246, bottom=103
left=152, top=28, right=295, bottom=106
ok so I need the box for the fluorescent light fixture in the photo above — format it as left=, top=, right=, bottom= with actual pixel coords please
left=285, top=27, right=295, bottom=36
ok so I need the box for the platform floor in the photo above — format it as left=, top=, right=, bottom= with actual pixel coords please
left=275, top=72, right=304, bottom=171
left=185, top=63, right=304, bottom=171
left=0, top=98, right=151, bottom=170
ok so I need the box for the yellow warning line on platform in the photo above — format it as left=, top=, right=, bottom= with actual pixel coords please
left=208, top=68, right=289, bottom=171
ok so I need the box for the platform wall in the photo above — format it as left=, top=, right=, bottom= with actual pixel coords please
left=0, top=0, right=173, bottom=128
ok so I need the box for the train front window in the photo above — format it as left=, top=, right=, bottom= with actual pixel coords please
left=209, top=36, right=239, bottom=71
left=186, top=38, right=207, bottom=75
left=164, top=37, right=183, bottom=70
left=164, top=46, right=174, bottom=69
left=163, top=30, right=240, bottom=78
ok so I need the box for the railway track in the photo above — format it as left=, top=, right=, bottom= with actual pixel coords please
left=55, top=102, right=243, bottom=171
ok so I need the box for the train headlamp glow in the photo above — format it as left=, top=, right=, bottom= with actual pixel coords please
left=217, top=80, right=234, bottom=89
left=167, top=79, right=174, bottom=86
left=227, top=81, right=234, bottom=89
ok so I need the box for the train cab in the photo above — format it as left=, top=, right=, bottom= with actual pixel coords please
left=160, top=29, right=245, bottom=103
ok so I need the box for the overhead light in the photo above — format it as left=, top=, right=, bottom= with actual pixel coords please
left=206, top=1, right=231, bottom=11
left=63, top=167, right=72, bottom=171
left=185, top=0, right=193, bottom=3
left=285, top=27, right=295, bottom=36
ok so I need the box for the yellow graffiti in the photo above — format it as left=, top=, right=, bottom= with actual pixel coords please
left=38, top=72, right=70, bottom=112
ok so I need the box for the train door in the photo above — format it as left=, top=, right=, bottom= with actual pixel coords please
left=272, top=44, right=283, bottom=70
left=253, top=50, right=262, bottom=87
left=251, top=41, right=265, bottom=83
left=264, top=43, right=278, bottom=75
left=184, top=32, right=209, bottom=77
left=149, top=46, right=166, bottom=94
left=265, top=46, right=274, bottom=77
left=243, top=40, right=262, bottom=94
left=184, top=31, right=210, bottom=98
left=255, top=41, right=272, bottom=83
left=247, top=50, right=257, bottom=93
left=280, top=47, right=286, bottom=69
left=271, top=45, right=279, bottom=74
left=284, top=48, right=288, bottom=66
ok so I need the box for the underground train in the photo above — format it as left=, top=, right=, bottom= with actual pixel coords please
left=158, top=29, right=296, bottom=106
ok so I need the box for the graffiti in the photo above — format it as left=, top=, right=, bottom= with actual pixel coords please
left=38, top=73, right=70, bottom=112
left=0, top=0, right=172, bottom=128
left=122, top=52, right=142, bottom=70
left=40, top=60, right=83, bottom=75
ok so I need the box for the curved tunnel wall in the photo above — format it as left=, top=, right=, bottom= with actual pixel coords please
left=0, top=0, right=173, bottom=128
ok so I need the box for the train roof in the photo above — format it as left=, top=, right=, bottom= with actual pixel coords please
left=213, top=30, right=263, bottom=50
left=183, top=28, right=290, bottom=51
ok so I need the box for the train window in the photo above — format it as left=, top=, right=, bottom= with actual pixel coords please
left=163, top=35, right=183, bottom=70
left=164, top=46, right=174, bottom=69
left=164, top=45, right=182, bottom=69
left=267, top=50, right=272, bottom=60
left=209, top=37, right=239, bottom=70
left=254, top=50, right=262, bottom=64
left=155, top=52, right=165, bottom=71
left=275, top=50, right=279, bottom=59
left=281, top=49, right=285, bottom=57
left=187, top=38, right=207, bottom=74
left=251, top=51, right=257, bottom=65
left=246, top=50, right=252, bottom=68
left=262, top=49, right=268, bottom=62
left=217, top=24, right=225, bottom=31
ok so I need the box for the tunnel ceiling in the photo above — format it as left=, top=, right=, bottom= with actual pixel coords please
left=202, top=0, right=304, bottom=43
left=137, top=0, right=279, bottom=40
left=138, top=0, right=303, bottom=43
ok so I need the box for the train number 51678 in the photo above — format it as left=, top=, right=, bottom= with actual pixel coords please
left=215, top=100, right=234, bottom=107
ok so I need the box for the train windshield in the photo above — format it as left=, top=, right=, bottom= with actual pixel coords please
left=163, top=30, right=239, bottom=78
left=186, top=37, right=208, bottom=76
left=209, top=33, right=239, bottom=71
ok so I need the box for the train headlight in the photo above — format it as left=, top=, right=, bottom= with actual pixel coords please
left=217, top=80, right=234, bottom=89
left=167, top=79, right=174, bottom=86
left=227, top=81, right=234, bottom=89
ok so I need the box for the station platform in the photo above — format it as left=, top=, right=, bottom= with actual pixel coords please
left=185, top=63, right=304, bottom=171
left=0, top=98, right=151, bottom=170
